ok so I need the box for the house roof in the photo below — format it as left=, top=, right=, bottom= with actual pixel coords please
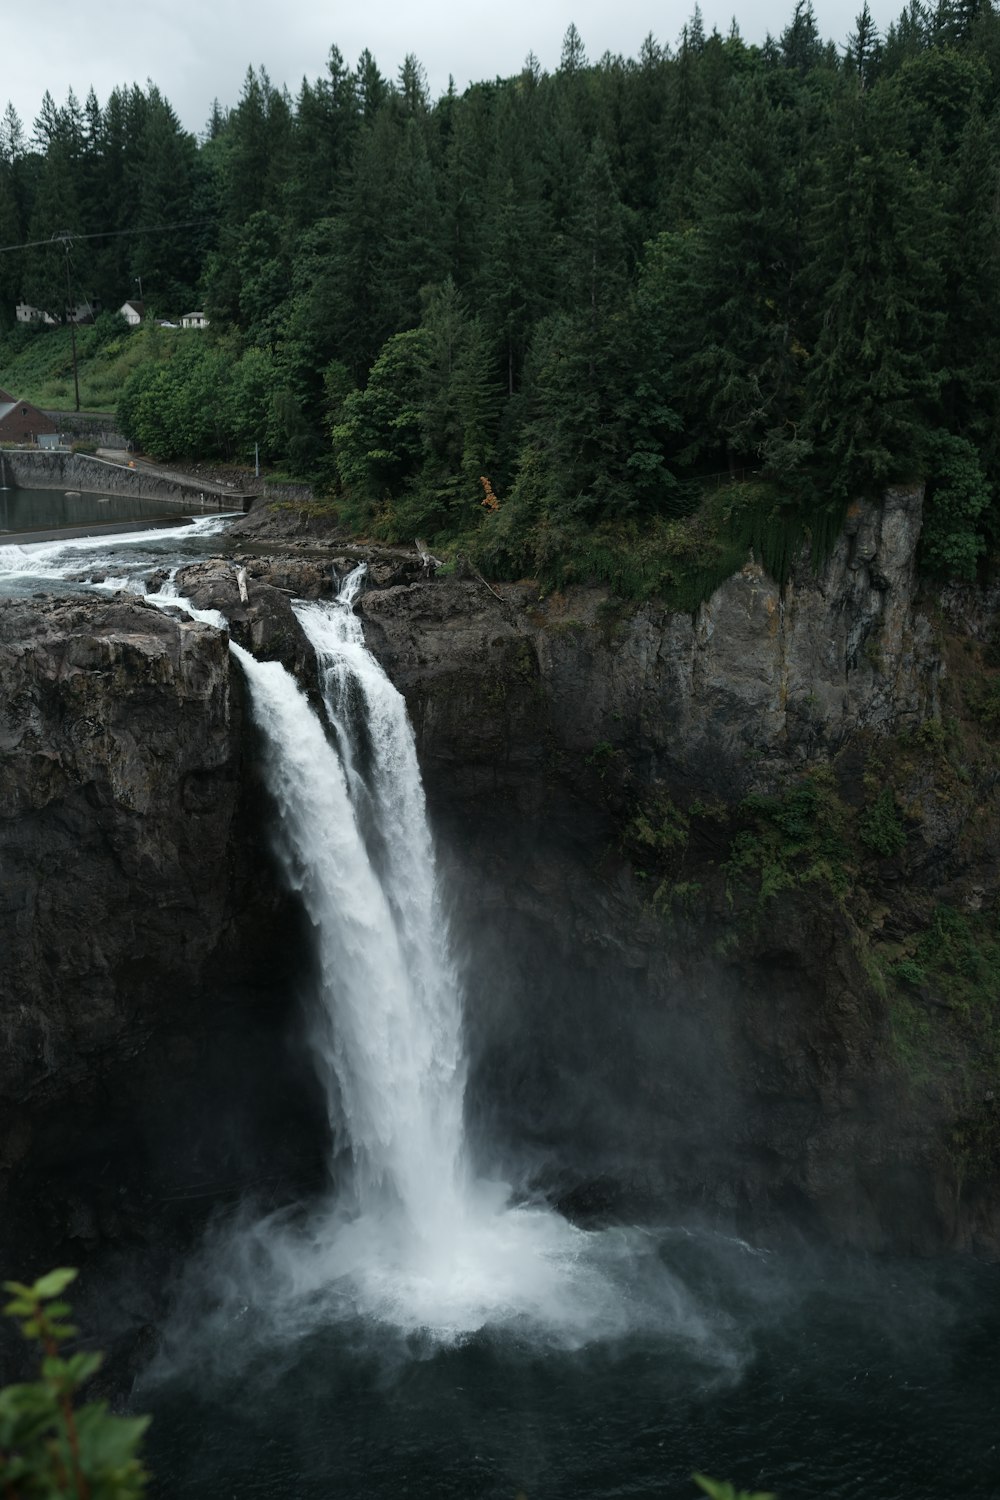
left=121, top=300, right=144, bottom=315
left=0, top=388, right=14, bottom=403
left=0, top=398, right=57, bottom=428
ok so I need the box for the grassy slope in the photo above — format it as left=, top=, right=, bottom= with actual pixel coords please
left=0, top=322, right=178, bottom=415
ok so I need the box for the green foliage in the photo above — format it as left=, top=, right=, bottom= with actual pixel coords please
left=116, top=331, right=287, bottom=466
left=882, top=902, right=1000, bottom=1098
left=694, top=1476, right=775, bottom=1500
left=914, top=905, right=994, bottom=996
left=0, top=322, right=154, bottom=414
left=891, top=956, right=927, bottom=989
left=626, top=793, right=691, bottom=856
left=0, top=1269, right=150, bottom=1498
left=965, top=677, right=1000, bottom=733
left=586, top=741, right=623, bottom=779
left=725, top=769, right=854, bottom=915
left=859, top=786, right=908, bottom=856
left=727, top=482, right=848, bottom=584
left=6, top=9, right=1000, bottom=570
left=919, top=432, right=991, bottom=579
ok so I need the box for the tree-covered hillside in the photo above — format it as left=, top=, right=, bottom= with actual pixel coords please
left=2, top=0, right=999, bottom=590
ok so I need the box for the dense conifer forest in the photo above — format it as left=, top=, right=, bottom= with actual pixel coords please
left=2, top=0, right=999, bottom=595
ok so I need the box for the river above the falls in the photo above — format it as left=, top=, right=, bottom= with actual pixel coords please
left=0, top=508, right=238, bottom=598
left=0, top=482, right=222, bottom=542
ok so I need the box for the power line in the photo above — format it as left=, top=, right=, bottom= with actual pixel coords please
left=0, top=218, right=216, bottom=256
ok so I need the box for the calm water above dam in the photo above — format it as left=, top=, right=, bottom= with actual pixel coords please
left=0, top=483, right=201, bottom=538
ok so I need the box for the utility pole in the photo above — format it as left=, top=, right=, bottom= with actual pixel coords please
left=56, top=232, right=81, bottom=413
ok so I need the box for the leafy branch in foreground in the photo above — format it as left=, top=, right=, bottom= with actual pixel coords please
left=694, top=1473, right=776, bottom=1500
left=0, top=1268, right=149, bottom=1499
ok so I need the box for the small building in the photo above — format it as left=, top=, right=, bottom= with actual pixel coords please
left=68, top=299, right=100, bottom=325
left=15, top=300, right=100, bottom=326
left=180, top=311, right=209, bottom=329
left=15, top=303, right=58, bottom=326
left=119, top=299, right=144, bottom=326
left=0, top=398, right=59, bottom=444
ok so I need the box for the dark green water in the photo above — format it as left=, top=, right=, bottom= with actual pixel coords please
left=139, top=1229, right=999, bottom=1500
left=0, top=484, right=185, bottom=534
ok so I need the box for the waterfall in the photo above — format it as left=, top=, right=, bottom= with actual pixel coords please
left=216, top=568, right=717, bottom=1346
left=230, top=572, right=466, bottom=1245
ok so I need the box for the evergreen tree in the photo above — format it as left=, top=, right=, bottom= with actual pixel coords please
left=846, top=3, right=882, bottom=87
left=802, top=81, right=945, bottom=496
left=132, top=90, right=199, bottom=309
left=670, top=77, right=808, bottom=472
left=414, top=277, right=502, bottom=531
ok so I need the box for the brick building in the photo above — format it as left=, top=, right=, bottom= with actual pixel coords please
left=0, top=397, right=58, bottom=444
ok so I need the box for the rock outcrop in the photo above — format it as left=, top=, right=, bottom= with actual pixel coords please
left=0, top=594, right=326, bottom=1271
left=359, top=485, right=937, bottom=803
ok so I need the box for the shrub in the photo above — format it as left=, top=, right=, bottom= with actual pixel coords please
left=0, top=1269, right=150, bottom=1498
left=859, top=787, right=907, bottom=857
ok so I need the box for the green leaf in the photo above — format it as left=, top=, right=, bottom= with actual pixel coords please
left=694, top=1476, right=776, bottom=1500
left=76, top=1402, right=152, bottom=1471
left=33, top=1268, right=78, bottom=1301
left=63, top=1350, right=104, bottom=1384
left=3, top=1297, right=36, bottom=1317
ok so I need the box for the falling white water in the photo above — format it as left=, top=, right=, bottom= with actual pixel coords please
left=292, top=568, right=467, bottom=1186
left=217, top=567, right=727, bottom=1354
left=230, top=645, right=466, bottom=1246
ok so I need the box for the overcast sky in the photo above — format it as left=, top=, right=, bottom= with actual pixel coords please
left=6, top=0, right=903, bottom=139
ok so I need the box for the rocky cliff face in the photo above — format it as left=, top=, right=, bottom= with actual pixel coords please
left=0, top=594, right=326, bottom=1271
left=358, top=484, right=937, bottom=802
left=352, top=484, right=997, bottom=1253
left=2, top=484, right=997, bottom=1273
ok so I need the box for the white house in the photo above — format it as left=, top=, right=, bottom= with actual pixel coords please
left=15, top=300, right=99, bottom=325
left=119, top=299, right=144, bottom=326
left=180, top=311, right=209, bottom=329
left=15, top=303, right=57, bottom=326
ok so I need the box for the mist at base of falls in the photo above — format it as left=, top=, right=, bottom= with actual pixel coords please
left=143, top=1231, right=998, bottom=1500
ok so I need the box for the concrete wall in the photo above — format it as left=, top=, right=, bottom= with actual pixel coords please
left=2, top=450, right=246, bottom=510
left=43, top=411, right=126, bottom=447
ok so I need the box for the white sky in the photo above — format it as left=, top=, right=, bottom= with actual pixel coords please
left=5, top=0, right=904, bottom=139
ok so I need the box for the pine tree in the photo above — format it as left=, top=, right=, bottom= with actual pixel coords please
left=670, top=77, right=808, bottom=472
left=802, top=81, right=945, bottom=496
left=132, top=91, right=199, bottom=309
left=845, top=3, right=882, bottom=87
